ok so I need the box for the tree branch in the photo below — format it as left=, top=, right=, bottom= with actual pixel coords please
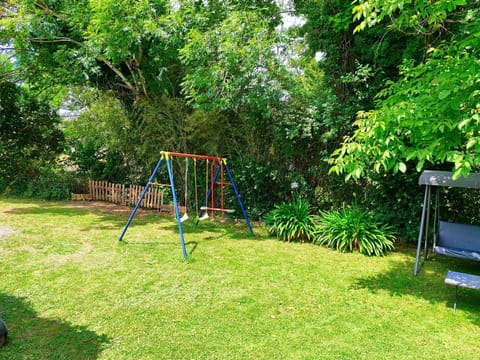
left=100, top=57, right=139, bottom=98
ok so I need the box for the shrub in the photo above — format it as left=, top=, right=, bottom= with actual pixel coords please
left=227, top=158, right=286, bottom=220
left=25, top=166, right=72, bottom=200
left=264, top=199, right=318, bottom=242
left=357, top=170, right=422, bottom=244
left=0, top=80, right=64, bottom=186
left=315, top=207, right=395, bottom=256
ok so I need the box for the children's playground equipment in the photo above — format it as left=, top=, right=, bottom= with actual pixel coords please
left=118, top=151, right=254, bottom=258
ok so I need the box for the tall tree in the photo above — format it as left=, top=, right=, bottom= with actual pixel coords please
left=330, top=0, right=480, bottom=180
left=0, top=80, right=64, bottom=186
left=1, top=0, right=183, bottom=102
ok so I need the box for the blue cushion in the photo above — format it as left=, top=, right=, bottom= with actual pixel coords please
left=438, top=221, right=480, bottom=253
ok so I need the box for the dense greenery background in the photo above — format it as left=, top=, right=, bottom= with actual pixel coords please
left=1, top=0, right=479, bottom=242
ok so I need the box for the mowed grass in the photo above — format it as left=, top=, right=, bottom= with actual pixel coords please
left=1, top=198, right=480, bottom=359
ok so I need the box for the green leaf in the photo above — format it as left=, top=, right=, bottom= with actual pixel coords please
left=438, top=90, right=451, bottom=100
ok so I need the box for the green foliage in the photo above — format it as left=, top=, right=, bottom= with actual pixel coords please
left=264, top=198, right=318, bottom=242
left=23, top=166, right=72, bottom=200
left=0, top=80, right=64, bottom=186
left=331, top=2, right=480, bottom=180
left=438, top=187, right=480, bottom=226
left=2, top=0, right=181, bottom=101
left=4, top=0, right=357, bottom=225
left=0, top=53, right=15, bottom=81
left=2, top=0, right=283, bottom=104
left=356, top=170, right=422, bottom=243
left=7, top=0, right=478, bottom=240
left=352, top=0, right=467, bottom=33
left=226, top=159, right=287, bottom=220
left=180, top=10, right=285, bottom=115
left=1, top=165, right=73, bottom=201
left=274, top=56, right=351, bottom=160
left=315, top=207, right=395, bottom=256
left=295, top=0, right=418, bottom=108
left=65, top=90, right=239, bottom=184
left=64, top=91, right=130, bottom=182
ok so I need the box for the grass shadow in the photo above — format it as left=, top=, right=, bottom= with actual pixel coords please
left=4, top=200, right=167, bottom=231
left=0, top=293, right=110, bottom=359
left=352, top=246, right=480, bottom=324
left=5, top=203, right=94, bottom=217
left=185, top=241, right=198, bottom=254
left=165, top=219, right=264, bottom=239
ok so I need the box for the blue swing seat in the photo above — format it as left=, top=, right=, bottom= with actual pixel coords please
left=435, top=221, right=480, bottom=261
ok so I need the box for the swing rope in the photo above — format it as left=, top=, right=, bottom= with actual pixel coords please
left=180, top=158, right=189, bottom=222
left=194, top=158, right=199, bottom=217
left=198, top=159, right=209, bottom=220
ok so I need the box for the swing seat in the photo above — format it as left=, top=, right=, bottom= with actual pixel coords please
left=198, top=212, right=209, bottom=221
left=435, top=221, right=480, bottom=261
left=200, top=206, right=235, bottom=214
left=180, top=213, right=189, bottom=223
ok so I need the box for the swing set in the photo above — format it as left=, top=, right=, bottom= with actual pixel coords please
left=118, top=151, right=254, bottom=258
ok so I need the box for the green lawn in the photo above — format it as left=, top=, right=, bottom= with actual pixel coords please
left=1, top=198, right=479, bottom=359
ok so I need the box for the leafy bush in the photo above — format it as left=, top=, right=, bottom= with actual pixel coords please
left=227, top=158, right=286, bottom=220
left=0, top=80, right=64, bottom=185
left=265, top=199, right=318, bottom=242
left=24, top=166, right=72, bottom=200
left=315, top=207, right=395, bottom=256
left=357, top=170, right=422, bottom=243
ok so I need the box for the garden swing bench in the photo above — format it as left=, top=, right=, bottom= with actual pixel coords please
left=414, top=170, right=480, bottom=276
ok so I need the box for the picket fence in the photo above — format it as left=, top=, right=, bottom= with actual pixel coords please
left=72, top=180, right=183, bottom=214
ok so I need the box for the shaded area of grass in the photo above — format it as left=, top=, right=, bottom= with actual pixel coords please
left=354, top=249, right=480, bottom=325
left=0, top=293, right=109, bottom=359
left=1, top=198, right=480, bottom=359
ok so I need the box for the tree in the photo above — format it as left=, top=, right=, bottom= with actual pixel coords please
left=0, top=80, right=64, bottom=187
left=0, top=53, right=14, bottom=80
left=330, top=0, right=480, bottom=180
left=181, top=10, right=284, bottom=114
left=1, top=0, right=182, bottom=102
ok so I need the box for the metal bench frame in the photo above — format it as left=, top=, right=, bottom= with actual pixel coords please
left=414, top=170, right=480, bottom=276
left=444, top=270, right=480, bottom=310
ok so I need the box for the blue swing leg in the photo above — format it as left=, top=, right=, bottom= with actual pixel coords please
left=166, top=158, right=188, bottom=259
left=118, top=159, right=164, bottom=242
left=225, top=164, right=254, bottom=235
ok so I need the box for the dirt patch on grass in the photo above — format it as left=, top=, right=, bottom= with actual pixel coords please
left=0, top=226, right=14, bottom=239
left=44, top=242, right=95, bottom=267
left=67, top=201, right=165, bottom=217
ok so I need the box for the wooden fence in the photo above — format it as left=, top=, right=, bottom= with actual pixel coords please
left=73, top=180, right=184, bottom=214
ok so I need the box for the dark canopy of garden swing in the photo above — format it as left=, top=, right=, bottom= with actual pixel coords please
left=414, top=170, right=480, bottom=276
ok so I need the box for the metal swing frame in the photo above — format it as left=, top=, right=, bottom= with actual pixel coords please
left=414, top=170, right=480, bottom=276
left=118, top=151, right=254, bottom=259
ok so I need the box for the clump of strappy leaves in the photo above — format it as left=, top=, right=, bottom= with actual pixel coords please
left=315, top=207, right=396, bottom=256
left=265, top=198, right=318, bottom=242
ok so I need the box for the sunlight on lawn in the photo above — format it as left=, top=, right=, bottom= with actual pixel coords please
left=1, top=198, right=480, bottom=359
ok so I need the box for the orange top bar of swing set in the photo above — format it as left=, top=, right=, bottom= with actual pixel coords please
left=161, top=151, right=226, bottom=163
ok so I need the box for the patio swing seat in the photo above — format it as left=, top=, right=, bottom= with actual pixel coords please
left=414, top=170, right=480, bottom=276
left=435, top=221, right=480, bottom=261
